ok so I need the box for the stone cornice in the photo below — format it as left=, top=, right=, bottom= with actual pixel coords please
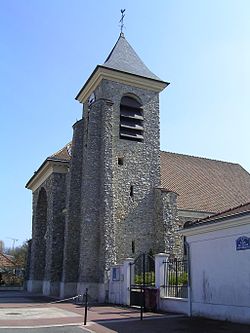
left=26, top=159, right=69, bottom=192
left=180, top=213, right=250, bottom=237
left=75, top=65, right=169, bottom=103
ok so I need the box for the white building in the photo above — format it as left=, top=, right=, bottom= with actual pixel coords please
left=182, top=202, right=250, bottom=324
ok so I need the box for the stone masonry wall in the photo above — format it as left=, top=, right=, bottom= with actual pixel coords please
left=78, top=99, right=103, bottom=283
left=30, top=185, right=49, bottom=281
left=154, top=189, right=181, bottom=258
left=85, top=80, right=162, bottom=279
left=47, top=172, right=67, bottom=283
left=77, top=78, right=162, bottom=285
left=62, top=119, right=84, bottom=284
left=29, top=172, right=67, bottom=285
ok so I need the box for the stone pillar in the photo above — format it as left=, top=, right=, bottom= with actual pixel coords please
left=122, top=258, right=134, bottom=306
left=155, top=253, right=168, bottom=297
left=154, top=188, right=179, bottom=256
left=61, top=119, right=84, bottom=298
left=77, top=99, right=104, bottom=302
left=28, top=187, right=48, bottom=293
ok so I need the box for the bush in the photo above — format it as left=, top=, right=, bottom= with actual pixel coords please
left=168, top=272, right=188, bottom=286
left=1, top=272, right=24, bottom=287
left=134, top=272, right=155, bottom=285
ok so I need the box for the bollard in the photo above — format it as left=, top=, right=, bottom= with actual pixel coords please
left=84, top=288, right=88, bottom=325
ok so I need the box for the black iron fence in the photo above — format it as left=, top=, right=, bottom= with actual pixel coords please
left=162, top=258, right=188, bottom=298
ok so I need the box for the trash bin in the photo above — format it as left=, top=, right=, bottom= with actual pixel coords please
left=144, top=287, right=159, bottom=312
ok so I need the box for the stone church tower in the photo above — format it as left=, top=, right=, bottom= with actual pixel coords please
left=26, top=33, right=173, bottom=300
left=61, top=33, right=168, bottom=300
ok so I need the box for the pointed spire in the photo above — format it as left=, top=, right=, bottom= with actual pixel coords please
left=103, top=34, right=162, bottom=81
left=76, top=34, right=168, bottom=103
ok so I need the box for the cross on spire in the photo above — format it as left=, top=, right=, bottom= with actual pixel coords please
left=119, top=9, right=126, bottom=34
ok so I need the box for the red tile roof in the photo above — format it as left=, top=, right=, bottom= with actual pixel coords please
left=0, top=253, right=15, bottom=268
left=160, top=151, right=250, bottom=213
left=184, top=201, right=250, bottom=229
left=48, top=145, right=250, bottom=214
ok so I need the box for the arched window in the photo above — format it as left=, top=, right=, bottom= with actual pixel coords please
left=120, top=96, right=143, bottom=142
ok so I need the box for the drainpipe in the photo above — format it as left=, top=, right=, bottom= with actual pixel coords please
left=186, top=241, right=192, bottom=317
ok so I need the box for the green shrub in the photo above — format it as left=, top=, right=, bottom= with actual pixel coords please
left=134, top=272, right=155, bottom=285
left=168, top=272, right=188, bottom=286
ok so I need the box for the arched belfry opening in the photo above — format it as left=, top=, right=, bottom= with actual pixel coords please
left=120, top=95, right=144, bottom=142
left=33, top=187, right=48, bottom=280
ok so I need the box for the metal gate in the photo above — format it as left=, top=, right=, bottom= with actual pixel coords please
left=163, top=258, right=188, bottom=298
left=129, top=253, right=156, bottom=310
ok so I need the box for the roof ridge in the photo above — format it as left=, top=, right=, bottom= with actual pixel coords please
left=160, top=150, right=239, bottom=166
left=0, top=252, right=15, bottom=265
left=184, top=201, right=250, bottom=228
left=104, top=33, right=123, bottom=63
left=50, top=142, right=71, bottom=158
left=200, top=201, right=250, bottom=222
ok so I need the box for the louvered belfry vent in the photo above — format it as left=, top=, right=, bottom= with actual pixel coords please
left=120, top=96, right=144, bottom=142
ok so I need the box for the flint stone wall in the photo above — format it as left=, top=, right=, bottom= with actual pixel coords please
left=29, top=172, right=67, bottom=283
left=62, top=119, right=84, bottom=283
left=77, top=79, right=161, bottom=285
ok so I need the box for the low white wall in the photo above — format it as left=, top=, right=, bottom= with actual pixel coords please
left=160, top=297, right=189, bottom=315
left=192, top=302, right=250, bottom=324
left=109, top=259, right=133, bottom=306
left=109, top=265, right=124, bottom=305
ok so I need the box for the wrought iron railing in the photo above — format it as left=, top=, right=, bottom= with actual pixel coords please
left=162, top=258, right=188, bottom=298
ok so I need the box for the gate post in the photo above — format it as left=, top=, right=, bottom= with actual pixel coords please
left=123, top=258, right=134, bottom=306
left=155, top=253, right=168, bottom=297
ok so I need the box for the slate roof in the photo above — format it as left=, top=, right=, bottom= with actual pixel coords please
left=50, top=145, right=250, bottom=214
left=184, top=202, right=250, bottom=229
left=160, top=151, right=250, bottom=213
left=103, top=33, right=163, bottom=81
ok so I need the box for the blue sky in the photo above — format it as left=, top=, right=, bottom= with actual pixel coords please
left=1, top=0, right=250, bottom=249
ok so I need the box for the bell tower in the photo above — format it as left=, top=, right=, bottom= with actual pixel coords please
left=75, top=33, right=168, bottom=301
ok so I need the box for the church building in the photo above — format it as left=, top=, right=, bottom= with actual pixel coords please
left=26, top=33, right=250, bottom=301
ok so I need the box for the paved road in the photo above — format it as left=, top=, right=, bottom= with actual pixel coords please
left=1, top=291, right=250, bottom=333
left=0, top=327, right=89, bottom=333
left=1, top=317, right=250, bottom=333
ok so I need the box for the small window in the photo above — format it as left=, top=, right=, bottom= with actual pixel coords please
left=183, top=236, right=187, bottom=256
left=118, top=157, right=124, bottom=165
left=120, top=96, right=143, bottom=142
left=130, top=185, right=134, bottom=197
left=132, top=240, right=135, bottom=254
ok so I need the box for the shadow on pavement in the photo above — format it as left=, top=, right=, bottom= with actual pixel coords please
left=97, top=316, right=250, bottom=333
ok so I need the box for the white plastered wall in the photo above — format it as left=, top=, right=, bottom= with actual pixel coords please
left=185, top=217, right=250, bottom=324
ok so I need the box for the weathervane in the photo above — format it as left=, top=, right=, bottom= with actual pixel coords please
left=119, top=9, right=126, bottom=34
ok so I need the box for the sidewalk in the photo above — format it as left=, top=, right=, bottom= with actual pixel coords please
left=0, top=291, right=250, bottom=333
left=0, top=290, right=179, bottom=332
